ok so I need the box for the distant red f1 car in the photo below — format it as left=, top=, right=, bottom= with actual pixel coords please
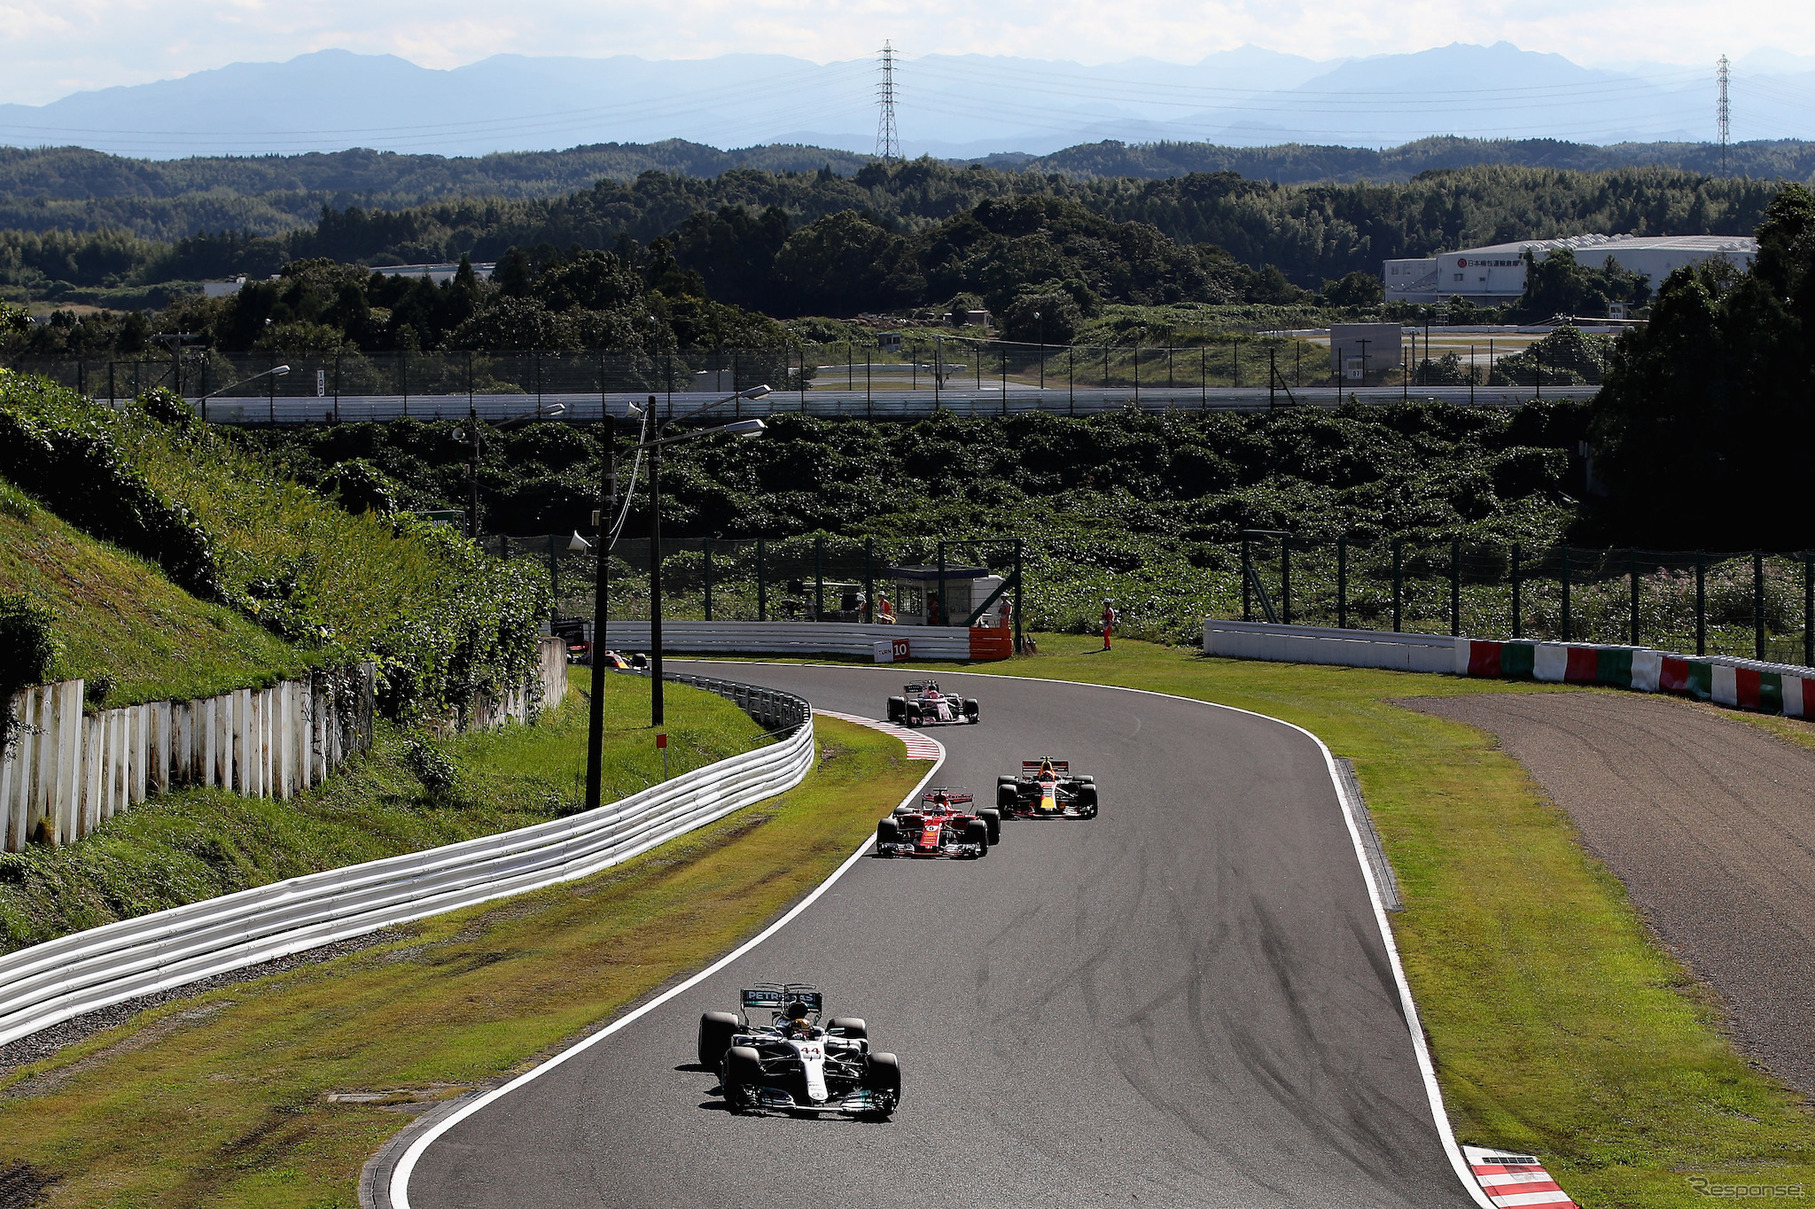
left=875, top=787, right=1000, bottom=858
left=996, top=758, right=1098, bottom=819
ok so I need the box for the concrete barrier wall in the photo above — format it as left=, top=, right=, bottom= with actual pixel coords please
left=1204, top=620, right=1459, bottom=673
left=598, top=621, right=1009, bottom=662
left=1201, top=619, right=1813, bottom=721
left=0, top=636, right=570, bottom=851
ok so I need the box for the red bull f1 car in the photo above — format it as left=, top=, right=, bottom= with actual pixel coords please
left=696, top=984, right=900, bottom=1119
left=886, top=680, right=980, bottom=727
left=997, top=759, right=1098, bottom=818
left=875, top=788, right=1000, bottom=858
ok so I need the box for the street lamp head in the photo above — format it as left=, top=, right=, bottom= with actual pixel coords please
left=624, top=401, right=645, bottom=419
left=721, top=419, right=767, bottom=438
left=272, top=365, right=291, bottom=376
left=567, top=531, right=590, bottom=552
left=544, top=402, right=568, bottom=416
left=738, top=385, right=772, bottom=399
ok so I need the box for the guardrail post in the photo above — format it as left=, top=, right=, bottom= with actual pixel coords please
left=1511, top=542, right=1522, bottom=638
left=1696, top=551, right=1707, bottom=655
left=1754, top=550, right=1766, bottom=661
left=1337, top=536, right=1347, bottom=629
left=1392, top=538, right=1403, bottom=633
left=704, top=538, right=713, bottom=622
left=815, top=536, right=825, bottom=620
left=757, top=538, right=767, bottom=622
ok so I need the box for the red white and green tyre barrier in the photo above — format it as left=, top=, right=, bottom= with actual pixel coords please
left=1455, top=639, right=1810, bottom=717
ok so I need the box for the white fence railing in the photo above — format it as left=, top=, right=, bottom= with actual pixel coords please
left=1205, top=619, right=1459, bottom=674
left=0, top=675, right=814, bottom=1050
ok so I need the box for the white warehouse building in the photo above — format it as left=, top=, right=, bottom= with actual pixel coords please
left=1383, top=233, right=1757, bottom=305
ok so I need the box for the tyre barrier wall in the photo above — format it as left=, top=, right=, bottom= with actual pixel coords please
left=1455, top=639, right=1812, bottom=717
left=0, top=675, right=815, bottom=1051
left=597, top=621, right=1012, bottom=662
left=1204, top=620, right=1459, bottom=673
left=1203, top=619, right=1813, bottom=719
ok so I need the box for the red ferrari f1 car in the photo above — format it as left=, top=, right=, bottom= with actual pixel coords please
left=875, top=788, right=1001, bottom=858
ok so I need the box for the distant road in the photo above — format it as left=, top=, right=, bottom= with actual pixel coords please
left=191, top=384, right=1594, bottom=424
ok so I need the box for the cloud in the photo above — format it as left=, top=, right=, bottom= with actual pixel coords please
left=0, top=0, right=1808, bottom=105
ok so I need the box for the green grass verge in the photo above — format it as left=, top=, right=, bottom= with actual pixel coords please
left=0, top=716, right=917, bottom=1208
left=0, top=483, right=314, bottom=707
left=892, top=635, right=1813, bottom=1206
left=0, top=671, right=765, bottom=952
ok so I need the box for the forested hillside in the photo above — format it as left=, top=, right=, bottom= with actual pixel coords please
left=1, top=159, right=1780, bottom=313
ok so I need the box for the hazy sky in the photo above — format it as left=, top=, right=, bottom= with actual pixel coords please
left=3, top=0, right=1811, bottom=105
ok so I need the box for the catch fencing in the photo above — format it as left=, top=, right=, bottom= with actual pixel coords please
left=5, top=336, right=1597, bottom=423
left=0, top=672, right=813, bottom=1050
left=1238, top=535, right=1815, bottom=668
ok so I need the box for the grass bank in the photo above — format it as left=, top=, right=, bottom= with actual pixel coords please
left=0, top=480, right=313, bottom=707
left=908, top=636, right=1815, bottom=1207
left=0, top=671, right=764, bottom=952
left=0, top=716, right=917, bottom=1208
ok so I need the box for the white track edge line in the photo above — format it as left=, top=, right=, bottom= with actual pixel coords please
left=676, top=658, right=1497, bottom=1208
left=390, top=719, right=946, bottom=1209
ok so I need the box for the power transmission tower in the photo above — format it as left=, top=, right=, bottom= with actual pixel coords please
left=1717, top=54, right=1730, bottom=177
left=875, top=41, right=901, bottom=162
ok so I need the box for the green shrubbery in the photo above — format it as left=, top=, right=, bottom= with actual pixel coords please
left=0, top=371, right=548, bottom=722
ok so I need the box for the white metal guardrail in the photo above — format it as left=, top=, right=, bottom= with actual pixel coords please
left=1205, top=619, right=1459, bottom=673
left=0, top=676, right=814, bottom=1051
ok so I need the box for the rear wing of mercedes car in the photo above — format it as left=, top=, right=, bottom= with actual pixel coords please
left=741, top=985, right=823, bottom=1015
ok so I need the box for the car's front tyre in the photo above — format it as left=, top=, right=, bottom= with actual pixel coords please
left=723, top=1045, right=763, bottom=1113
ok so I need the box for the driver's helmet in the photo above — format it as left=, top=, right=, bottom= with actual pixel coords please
left=783, top=1000, right=813, bottom=1035
left=931, top=791, right=951, bottom=810
left=1038, top=759, right=1057, bottom=781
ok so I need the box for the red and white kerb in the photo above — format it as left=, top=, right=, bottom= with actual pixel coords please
left=1463, top=1145, right=1578, bottom=1208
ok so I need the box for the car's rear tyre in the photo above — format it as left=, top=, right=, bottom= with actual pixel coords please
left=697, top=1011, right=741, bottom=1069
left=723, top=1045, right=762, bottom=1113
left=1076, top=775, right=1095, bottom=785
left=979, top=808, right=1001, bottom=845
left=828, top=1016, right=867, bottom=1040
left=864, top=1051, right=901, bottom=1118
left=876, top=817, right=899, bottom=854
left=886, top=696, right=906, bottom=722
left=963, top=818, right=989, bottom=857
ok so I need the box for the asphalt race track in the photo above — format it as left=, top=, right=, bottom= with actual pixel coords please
left=403, top=664, right=1477, bottom=1208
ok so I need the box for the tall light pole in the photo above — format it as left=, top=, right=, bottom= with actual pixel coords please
left=583, top=388, right=769, bottom=805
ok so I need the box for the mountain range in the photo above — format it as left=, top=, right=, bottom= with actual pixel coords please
left=3, top=43, right=1813, bottom=159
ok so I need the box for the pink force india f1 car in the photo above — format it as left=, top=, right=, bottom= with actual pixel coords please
left=696, top=984, right=901, bottom=1119
left=885, top=680, right=980, bottom=727
left=996, top=758, right=1099, bottom=819
left=875, top=788, right=1001, bottom=858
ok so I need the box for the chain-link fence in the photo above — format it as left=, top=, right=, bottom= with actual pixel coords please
left=1240, top=534, right=1815, bottom=664
left=501, top=531, right=1025, bottom=632
left=5, top=333, right=1594, bottom=422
